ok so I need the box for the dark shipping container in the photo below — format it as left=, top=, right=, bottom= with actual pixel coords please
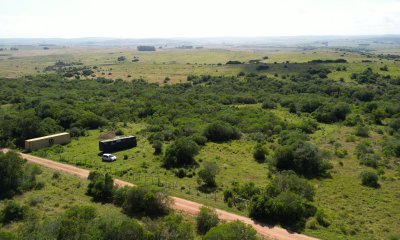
left=99, top=136, right=137, bottom=152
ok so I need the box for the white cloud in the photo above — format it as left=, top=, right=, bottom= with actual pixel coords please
left=0, top=0, right=399, bottom=38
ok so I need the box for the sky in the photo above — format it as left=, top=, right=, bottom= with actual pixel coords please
left=0, top=0, right=399, bottom=38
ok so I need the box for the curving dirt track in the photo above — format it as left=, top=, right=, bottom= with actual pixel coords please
left=1, top=149, right=319, bottom=240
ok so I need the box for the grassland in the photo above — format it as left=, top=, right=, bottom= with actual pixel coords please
left=34, top=106, right=400, bottom=240
left=1, top=46, right=399, bottom=84
left=0, top=165, right=126, bottom=235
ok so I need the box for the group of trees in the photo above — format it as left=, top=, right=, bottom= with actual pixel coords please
left=0, top=151, right=42, bottom=199
left=249, top=171, right=319, bottom=228
left=273, top=131, right=331, bottom=178
left=86, top=171, right=171, bottom=217
left=2, top=66, right=399, bottom=149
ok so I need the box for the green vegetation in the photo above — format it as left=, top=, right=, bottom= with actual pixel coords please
left=250, top=171, right=316, bottom=229
left=0, top=151, right=42, bottom=199
left=196, top=206, right=220, bottom=234
left=360, top=171, right=379, bottom=188
left=204, top=220, right=258, bottom=240
left=1, top=46, right=400, bottom=239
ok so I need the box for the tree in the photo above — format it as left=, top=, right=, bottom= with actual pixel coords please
left=148, top=214, right=194, bottom=240
left=197, top=162, right=220, bottom=191
left=163, top=137, right=199, bottom=168
left=57, top=205, right=97, bottom=240
left=196, top=206, right=219, bottom=234
left=122, top=186, right=170, bottom=217
left=152, top=141, right=162, bottom=155
left=113, top=220, right=146, bottom=240
left=203, top=122, right=240, bottom=142
left=360, top=171, right=379, bottom=188
left=0, top=151, right=40, bottom=199
left=249, top=171, right=317, bottom=226
left=274, top=142, right=331, bottom=178
left=204, top=220, right=257, bottom=240
left=315, top=103, right=351, bottom=123
left=0, top=151, right=25, bottom=199
left=253, top=143, right=267, bottom=162
left=267, top=171, right=315, bottom=201
left=86, top=172, right=114, bottom=203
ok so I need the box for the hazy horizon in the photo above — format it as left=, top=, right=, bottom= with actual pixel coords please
left=1, top=0, right=400, bottom=38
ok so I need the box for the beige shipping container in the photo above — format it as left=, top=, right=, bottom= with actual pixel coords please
left=25, top=132, right=71, bottom=151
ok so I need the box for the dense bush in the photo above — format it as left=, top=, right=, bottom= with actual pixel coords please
left=122, top=186, right=170, bottom=217
left=163, top=137, right=200, bottom=168
left=146, top=214, right=194, bottom=240
left=86, top=172, right=114, bottom=202
left=351, top=68, right=380, bottom=84
left=197, top=162, right=220, bottom=191
left=360, top=171, right=379, bottom=188
left=204, top=220, right=257, bottom=240
left=196, top=206, right=219, bottom=234
left=253, top=143, right=267, bottom=162
left=261, top=100, right=277, bottom=109
left=1, top=200, right=28, bottom=224
left=354, top=125, right=369, bottom=137
left=315, top=103, right=351, bottom=123
left=250, top=171, right=316, bottom=226
left=21, top=205, right=149, bottom=240
left=223, top=182, right=260, bottom=209
left=113, top=186, right=130, bottom=207
left=152, top=141, right=163, bottom=155
left=57, top=205, right=98, bottom=240
left=0, top=151, right=41, bottom=199
left=274, top=140, right=331, bottom=178
left=203, top=122, right=240, bottom=142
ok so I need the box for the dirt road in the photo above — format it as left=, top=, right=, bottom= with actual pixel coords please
left=1, top=149, right=319, bottom=240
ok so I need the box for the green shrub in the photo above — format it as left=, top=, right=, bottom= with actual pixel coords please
left=147, top=214, right=194, bottom=240
left=191, top=134, right=207, bottom=146
left=354, top=125, right=369, bottom=137
left=115, top=129, right=124, bottom=136
left=204, top=220, right=257, bottom=240
left=122, top=186, right=170, bottom=217
left=261, top=101, right=277, bottom=109
left=196, top=206, right=220, bottom=234
left=360, top=171, right=379, bottom=188
left=163, top=137, right=199, bottom=168
left=253, top=143, right=267, bottom=162
left=113, top=186, right=130, bottom=207
left=203, top=122, right=240, bottom=142
left=274, top=141, right=331, bottom=178
left=335, top=149, right=348, bottom=158
left=250, top=171, right=316, bottom=225
left=86, top=172, right=114, bottom=202
left=152, top=141, right=163, bottom=155
left=0, top=151, right=41, bottom=199
left=1, top=200, right=28, bottom=224
left=197, top=162, right=220, bottom=191
left=57, top=205, right=97, bottom=240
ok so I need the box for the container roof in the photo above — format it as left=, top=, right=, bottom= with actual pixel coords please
left=100, top=135, right=136, bottom=143
left=25, top=132, right=70, bottom=142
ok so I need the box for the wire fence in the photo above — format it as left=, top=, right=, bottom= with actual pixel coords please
left=127, top=171, right=251, bottom=208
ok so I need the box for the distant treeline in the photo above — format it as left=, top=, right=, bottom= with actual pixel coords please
left=309, top=59, right=347, bottom=63
left=137, top=46, right=156, bottom=51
